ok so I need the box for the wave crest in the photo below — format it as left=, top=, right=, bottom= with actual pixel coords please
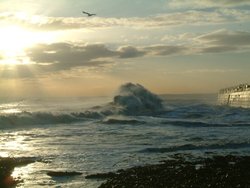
left=141, top=142, right=250, bottom=153
left=0, top=111, right=102, bottom=128
left=111, top=83, right=164, bottom=115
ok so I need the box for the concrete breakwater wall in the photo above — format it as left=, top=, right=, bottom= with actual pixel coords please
left=218, top=90, right=250, bottom=108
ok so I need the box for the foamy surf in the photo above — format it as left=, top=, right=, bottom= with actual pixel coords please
left=0, top=83, right=250, bottom=187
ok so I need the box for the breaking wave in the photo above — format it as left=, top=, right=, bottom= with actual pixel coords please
left=102, top=117, right=145, bottom=125
left=84, top=82, right=165, bottom=117
left=0, top=111, right=102, bottom=128
left=103, top=82, right=164, bottom=115
left=160, top=120, right=250, bottom=127
left=1, top=83, right=250, bottom=128
left=0, top=83, right=165, bottom=128
left=141, top=142, right=250, bottom=153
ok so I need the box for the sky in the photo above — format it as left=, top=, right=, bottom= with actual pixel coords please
left=0, top=0, right=250, bottom=97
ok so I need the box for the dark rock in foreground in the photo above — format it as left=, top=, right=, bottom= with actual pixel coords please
left=92, top=155, right=250, bottom=188
left=47, top=171, right=82, bottom=177
left=85, top=172, right=116, bottom=179
left=0, top=157, right=36, bottom=187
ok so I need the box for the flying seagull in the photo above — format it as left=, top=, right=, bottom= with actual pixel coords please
left=82, top=11, right=96, bottom=17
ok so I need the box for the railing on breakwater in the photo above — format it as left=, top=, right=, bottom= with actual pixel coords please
left=219, top=84, right=250, bottom=94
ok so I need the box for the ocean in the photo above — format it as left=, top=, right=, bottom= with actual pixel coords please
left=0, top=83, right=250, bottom=187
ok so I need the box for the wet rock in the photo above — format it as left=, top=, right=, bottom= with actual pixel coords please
left=85, top=172, right=116, bottom=179
left=47, top=171, right=82, bottom=177
left=0, top=157, right=37, bottom=187
left=93, top=155, right=250, bottom=188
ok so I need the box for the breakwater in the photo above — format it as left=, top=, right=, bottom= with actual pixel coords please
left=218, top=84, right=250, bottom=108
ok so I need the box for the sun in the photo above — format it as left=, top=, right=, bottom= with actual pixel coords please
left=0, top=25, right=53, bottom=65
left=0, top=23, right=55, bottom=65
left=0, top=26, right=31, bottom=64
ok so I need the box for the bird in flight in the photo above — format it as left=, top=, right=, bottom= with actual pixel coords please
left=82, top=11, right=96, bottom=17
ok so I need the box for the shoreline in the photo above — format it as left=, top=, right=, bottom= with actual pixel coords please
left=1, top=154, right=250, bottom=187
left=86, top=154, right=250, bottom=188
left=0, top=157, right=36, bottom=187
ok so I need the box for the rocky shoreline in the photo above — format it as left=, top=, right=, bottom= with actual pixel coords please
left=1, top=155, right=250, bottom=187
left=87, top=154, right=250, bottom=188
left=0, top=157, right=37, bottom=187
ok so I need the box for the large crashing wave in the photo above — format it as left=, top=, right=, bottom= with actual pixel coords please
left=0, top=83, right=164, bottom=128
left=110, top=83, right=164, bottom=115
left=88, top=82, right=165, bottom=116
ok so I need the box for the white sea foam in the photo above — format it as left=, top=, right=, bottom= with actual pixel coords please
left=104, top=83, right=164, bottom=115
left=0, top=92, right=250, bottom=187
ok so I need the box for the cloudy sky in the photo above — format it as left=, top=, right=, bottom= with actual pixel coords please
left=0, top=0, right=250, bottom=97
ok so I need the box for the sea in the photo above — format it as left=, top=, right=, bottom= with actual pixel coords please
left=0, top=84, right=250, bottom=187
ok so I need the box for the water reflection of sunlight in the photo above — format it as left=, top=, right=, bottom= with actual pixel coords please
left=0, top=103, right=22, bottom=114
left=4, top=136, right=27, bottom=151
left=0, top=134, right=33, bottom=158
left=2, top=108, right=22, bottom=114
left=11, top=163, right=34, bottom=182
left=0, top=132, right=37, bottom=186
left=0, top=151, right=9, bottom=157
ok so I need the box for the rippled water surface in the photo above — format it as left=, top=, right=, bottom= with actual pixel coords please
left=0, top=94, right=250, bottom=187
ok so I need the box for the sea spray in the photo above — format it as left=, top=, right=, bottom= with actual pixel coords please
left=1, top=93, right=250, bottom=187
left=89, top=83, right=165, bottom=116
left=112, top=83, right=164, bottom=115
left=0, top=83, right=165, bottom=128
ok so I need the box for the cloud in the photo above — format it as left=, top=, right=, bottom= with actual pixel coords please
left=24, top=42, right=192, bottom=76
left=24, top=30, right=250, bottom=67
left=1, top=29, right=248, bottom=79
left=118, top=46, right=146, bottom=58
left=184, top=69, right=239, bottom=74
left=26, top=42, right=191, bottom=69
left=144, top=45, right=188, bottom=55
left=198, top=30, right=250, bottom=46
left=26, top=43, right=117, bottom=71
left=0, top=12, right=88, bottom=30
left=145, top=30, right=250, bottom=55
left=1, top=9, right=250, bottom=31
left=26, top=42, right=184, bottom=68
left=0, top=44, right=136, bottom=78
left=168, top=0, right=250, bottom=9
left=200, top=46, right=239, bottom=53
